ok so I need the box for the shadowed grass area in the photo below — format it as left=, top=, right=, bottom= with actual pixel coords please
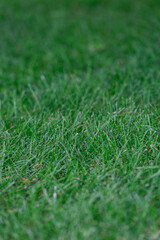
left=0, top=0, right=160, bottom=239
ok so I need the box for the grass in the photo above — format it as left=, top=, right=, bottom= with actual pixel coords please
left=0, top=0, right=160, bottom=239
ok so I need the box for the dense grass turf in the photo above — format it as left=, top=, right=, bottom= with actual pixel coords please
left=0, top=0, right=160, bottom=239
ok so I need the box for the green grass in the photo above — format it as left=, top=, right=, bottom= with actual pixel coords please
left=0, top=0, right=160, bottom=239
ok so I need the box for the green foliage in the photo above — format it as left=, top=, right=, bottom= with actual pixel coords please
left=0, top=0, right=160, bottom=239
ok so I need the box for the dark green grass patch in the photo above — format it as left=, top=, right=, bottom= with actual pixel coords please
left=0, top=0, right=160, bottom=239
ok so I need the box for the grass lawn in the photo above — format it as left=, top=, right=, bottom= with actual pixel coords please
left=0, top=0, right=160, bottom=239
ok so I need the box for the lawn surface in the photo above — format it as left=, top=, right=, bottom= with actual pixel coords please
left=0, top=0, right=160, bottom=239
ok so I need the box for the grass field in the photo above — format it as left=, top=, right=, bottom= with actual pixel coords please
left=0, top=0, right=160, bottom=239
